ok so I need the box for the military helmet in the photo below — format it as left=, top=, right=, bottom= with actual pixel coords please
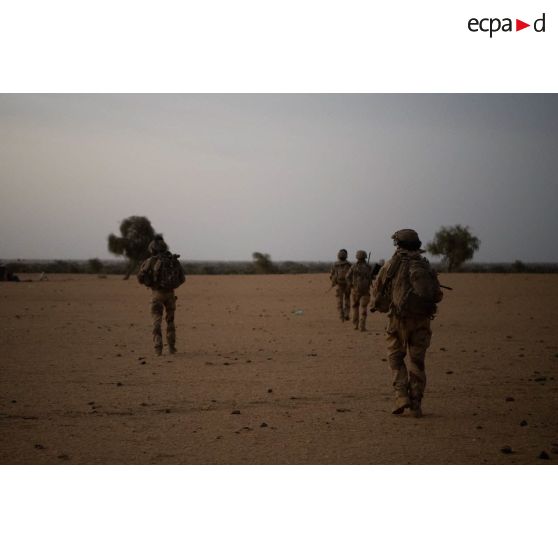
left=356, top=250, right=367, bottom=260
left=148, top=235, right=168, bottom=255
left=392, top=229, right=421, bottom=245
left=337, top=249, right=348, bottom=260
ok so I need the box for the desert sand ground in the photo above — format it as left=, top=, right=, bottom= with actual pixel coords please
left=1, top=272, right=557, bottom=464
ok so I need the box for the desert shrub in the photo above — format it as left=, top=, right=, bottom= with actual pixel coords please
left=427, top=225, right=480, bottom=272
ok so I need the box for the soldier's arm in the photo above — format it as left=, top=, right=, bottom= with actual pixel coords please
left=372, top=265, right=387, bottom=298
left=137, top=257, right=154, bottom=286
left=345, top=265, right=354, bottom=288
left=329, top=265, right=337, bottom=286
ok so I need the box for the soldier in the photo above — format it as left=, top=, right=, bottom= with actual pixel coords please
left=346, top=250, right=375, bottom=332
left=137, top=235, right=186, bottom=356
left=329, top=249, right=352, bottom=322
left=372, top=229, right=443, bottom=418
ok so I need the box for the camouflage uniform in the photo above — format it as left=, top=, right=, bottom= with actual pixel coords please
left=329, top=250, right=351, bottom=321
left=346, top=251, right=374, bottom=331
left=137, top=237, right=185, bottom=356
left=373, top=230, right=443, bottom=417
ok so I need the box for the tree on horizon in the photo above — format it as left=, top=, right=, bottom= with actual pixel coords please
left=108, top=216, right=158, bottom=279
left=426, top=225, right=480, bottom=272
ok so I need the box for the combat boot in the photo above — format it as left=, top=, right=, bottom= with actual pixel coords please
left=392, top=394, right=410, bottom=415
left=155, top=347, right=163, bottom=357
left=409, top=399, right=422, bottom=418
left=359, top=320, right=367, bottom=332
left=169, top=345, right=177, bottom=355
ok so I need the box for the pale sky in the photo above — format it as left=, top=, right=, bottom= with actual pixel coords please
left=1, top=94, right=557, bottom=262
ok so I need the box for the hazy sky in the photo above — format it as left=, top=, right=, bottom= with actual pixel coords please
left=1, top=94, right=557, bottom=262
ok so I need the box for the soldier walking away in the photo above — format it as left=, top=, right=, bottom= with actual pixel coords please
left=329, top=249, right=352, bottom=321
left=346, top=250, right=375, bottom=332
left=137, top=235, right=186, bottom=356
left=372, top=229, right=443, bottom=418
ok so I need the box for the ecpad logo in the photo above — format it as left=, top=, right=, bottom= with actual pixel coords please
left=468, top=13, right=546, bottom=37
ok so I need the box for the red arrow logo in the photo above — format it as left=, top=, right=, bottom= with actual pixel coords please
left=516, top=19, right=530, bottom=31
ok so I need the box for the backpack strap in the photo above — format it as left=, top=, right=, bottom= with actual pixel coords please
left=378, top=253, right=402, bottom=298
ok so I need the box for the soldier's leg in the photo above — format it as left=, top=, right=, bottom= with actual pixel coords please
left=387, top=316, right=410, bottom=414
left=407, top=318, right=432, bottom=418
left=335, top=286, right=345, bottom=321
left=359, top=294, right=370, bottom=331
left=164, top=292, right=177, bottom=353
left=150, top=292, right=164, bottom=356
left=352, top=292, right=360, bottom=329
left=343, top=287, right=351, bottom=321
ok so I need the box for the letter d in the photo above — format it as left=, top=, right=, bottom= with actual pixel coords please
left=534, top=13, right=545, bottom=32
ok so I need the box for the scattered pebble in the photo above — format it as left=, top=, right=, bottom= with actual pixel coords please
left=336, top=408, right=351, bottom=413
left=260, top=422, right=268, bottom=428
left=505, top=397, right=515, bottom=402
left=446, top=370, right=454, bottom=375
left=267, top=389, right=273, bottom=393
left=231, top=410, right=241, bottom=415
left=520, top=420, right=528, bottom=427
left=538, top=451, right=550, bottom=460
left=58, top=454, right=70, bottom=461
left=116, top=382, right=123, bottom=387
left=34, top=444, right=45, bottom=450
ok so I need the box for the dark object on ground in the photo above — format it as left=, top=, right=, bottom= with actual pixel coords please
left=520, top=420, right=528, bottom=427
left=0, top=265, right=20, bottom=282
left=505, top=397, right=515, bottom=402
left=260, top=422, right=268, bottom=428
left=538, top=451, right=550, bottom=460
left=231, top=410, right=240, bottom=415
left=500, top=446, right=513, bottom=454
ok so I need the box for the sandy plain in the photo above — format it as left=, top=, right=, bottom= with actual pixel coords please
left=1, top=273, right=557, bottom=464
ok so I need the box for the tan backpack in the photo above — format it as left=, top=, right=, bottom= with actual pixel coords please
left=332, top=261, right=351, bottom=285
left=351, top=262, right=373, bottom=296
left=391, top=253, right=441, bottom=317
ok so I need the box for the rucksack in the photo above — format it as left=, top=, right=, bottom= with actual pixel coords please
left=352, top=262, right=373, bottom=295
left=151, top=253, right=185, bottom=290
left=333, top=261, right=350, bottom=284
left=391, top=253, right=440, bottom=317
